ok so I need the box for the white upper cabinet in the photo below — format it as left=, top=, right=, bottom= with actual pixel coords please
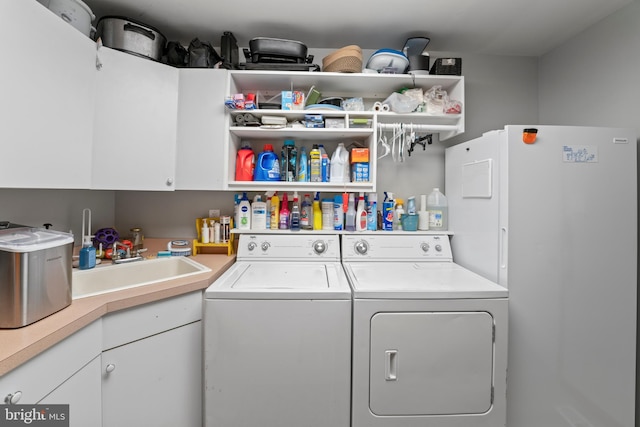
left=0, top=0, right=96, bottom=189
left=175, top=69, right=229, bottom=190
left=92, top=47, right=179, bottom=190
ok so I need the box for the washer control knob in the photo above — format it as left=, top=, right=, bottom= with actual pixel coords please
left=435, top=244, right=442, bottom=252
left=247, top=242, right=257, bottom=251
left=261, top=242, right=270, bottom=252
left=420, top=243, right=430, bottom=252
left=355, top=240, right=369, bottom=255
left=313, top=240, right=327, bottom=255
left=4, top=391, right=22, bottom=405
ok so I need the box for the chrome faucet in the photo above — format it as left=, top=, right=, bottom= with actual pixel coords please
left=111, top=242, right=146, bottom=264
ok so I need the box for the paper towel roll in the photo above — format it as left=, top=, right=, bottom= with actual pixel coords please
left=418, top=211, right=430, bottom=230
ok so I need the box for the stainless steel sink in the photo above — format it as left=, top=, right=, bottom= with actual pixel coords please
left=72, top=257, right=211, bottom=299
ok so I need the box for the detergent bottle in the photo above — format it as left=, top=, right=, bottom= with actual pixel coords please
left=234, top=145, right=255, bottom=181
left=297, top=146, right=308, bottom=182
left=254, top=144, right=280, bottom=181
left=270, top=192, right=280, bottom=230
left=356, top=193, right=367, bottom=231
left=330, top=143, right=349, bottom=183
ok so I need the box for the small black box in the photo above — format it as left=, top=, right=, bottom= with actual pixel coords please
left=430, top=58, right=462, bottom=76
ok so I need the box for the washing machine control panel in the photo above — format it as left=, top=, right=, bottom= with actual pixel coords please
left=237, top=234, right=341, bottom=260
left=342, top=234, right=453, bottom=261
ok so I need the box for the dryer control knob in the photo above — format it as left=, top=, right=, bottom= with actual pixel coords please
left=421, top=243, right=430, bottom=252
left=247, top=242, right=257, bottom=251
left=435, top=244, right=442, bottom=252
left=313, top=240, right=327, bottom=255
left=355, top=240, right=369, bottom=255
left=261, top=242, right=270, bottom=251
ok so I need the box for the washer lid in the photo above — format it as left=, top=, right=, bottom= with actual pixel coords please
left=343, top=262, right=507, bottom=299
left=205, top=261, right=352, bottom=300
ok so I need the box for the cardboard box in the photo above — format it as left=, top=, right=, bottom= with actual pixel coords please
left=351, top=148, right=369, bottom=163
left=351, top=162, right=370, bottom=182
left=281, top=91, right=305, bottom=110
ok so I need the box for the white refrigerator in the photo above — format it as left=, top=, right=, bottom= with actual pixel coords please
left=445, top=125, right=637, bottom=427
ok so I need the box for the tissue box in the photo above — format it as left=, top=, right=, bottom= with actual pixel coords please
left=351, top=163, right=370, bottom=182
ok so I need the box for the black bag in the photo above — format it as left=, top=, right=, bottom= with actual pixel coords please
left=221, top=31, right=239, bottom=70
left=165, top=41, right=188, bottom=67
left=188, top=38, right=222, bottom=68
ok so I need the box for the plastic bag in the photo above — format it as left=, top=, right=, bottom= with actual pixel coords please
left=425, top=85, right=449, bottom=114
left=382, top=92, right=421, bottom=114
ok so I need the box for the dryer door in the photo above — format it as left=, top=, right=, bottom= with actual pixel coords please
left=369, top=311, right=494, bottom=416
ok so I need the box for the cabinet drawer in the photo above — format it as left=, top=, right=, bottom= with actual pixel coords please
left=0, top=320, right=102, bottom=404
left=102, top=291, right=202, bottom=350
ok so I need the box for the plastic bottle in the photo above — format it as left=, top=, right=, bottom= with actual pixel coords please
left=279, top=192, right=290, bottom=230
left=270, top=192, right=280, bottom=230
left=213, top=222, right=221, bottom=243
left=290, top=192, right=301, bottom=231
left=252, top=197, right=267, bottom=230
left=333, top=195, right=344, bottom=230
left=330, top=143, right=350, bottom=183
left=201, top=219, right=210, bottom=243
left=280, top=139, right=297, bottom=182
left=345, top=193, right=356, bottom=232
left=319, top=144, right=330, bottom=182
left=356, top=193, right=368, bottom=231
left=427, top=188, right=448, bottom=231
left=297, top=146, right=308, bottom=182
left=233, top=193, right=241, bottom=230
left=254, top=144, right=280, bottom=181
left=312, top=193, right=322, bottom=230
left=321, top=198, right=334, bottom=230
left=238, top=192, right=251, bottom=230
left=382, top=192, right=395, bottom=231
left=79, top=236, right=96, bottom=270
left=310, top=145, right=322, bottom=182
left=367, top=192, right=377, bottom=231
left=235, top=145, right=255, bottom=181
left=394, top=199, right=405, bottom=231
left=407, top=196, right=417, bottom=215
left=301, top=194, right=313, bottom=229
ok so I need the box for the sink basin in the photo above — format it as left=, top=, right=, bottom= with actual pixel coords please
left=72, top=257, right=211, bottom=299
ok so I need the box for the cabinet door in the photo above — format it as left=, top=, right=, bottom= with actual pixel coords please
left=39, top=356, right=102, bottom=427
left=175, top=69, right=228, bottom=190
left=102, top=321, right=202, bottom=427
left=0, top=0, right=95, bottom=189
left=92, top=47, right=179, bottom=190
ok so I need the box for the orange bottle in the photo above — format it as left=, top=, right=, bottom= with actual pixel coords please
left=235, top=146, right=255, bottom=181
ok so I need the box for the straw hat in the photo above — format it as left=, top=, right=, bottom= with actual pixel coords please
left=322, top=45, right=363, bottom=73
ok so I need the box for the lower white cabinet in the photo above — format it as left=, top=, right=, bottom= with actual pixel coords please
left=0, top=321, right=102, bottom=415
left=39, top=356, right=103, bottom=427
left=1, top=291, right=203, bottom=427
left=101, top=321, right=202, bottom=427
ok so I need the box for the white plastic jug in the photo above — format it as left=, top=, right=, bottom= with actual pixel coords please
left=329, top=143, right=350, bottom=183
left=426, top=188, right=448, bottom=231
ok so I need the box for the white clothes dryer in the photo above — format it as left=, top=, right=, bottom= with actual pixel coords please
left=204, top=233, right=352, bottom=427
left=342, top=234, right=508, bottom=427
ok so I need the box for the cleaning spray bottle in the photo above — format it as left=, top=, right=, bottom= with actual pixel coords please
left=345, top=193, right=356, bottom=231
left=290, top=192, right=301, bottom=231
left=279, top=192, right=290, bottom=229
left=356, top=192, right=367, bottom=232
left=313, top=192, right=322, bottom=230
left=367, top=192, right=377, bottom=231
left=382, top=192, right=395, bottom=231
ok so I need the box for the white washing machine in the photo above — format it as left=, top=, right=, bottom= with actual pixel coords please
left=342, top=234, right=508, bottom=427
left=203, top=233, right=352, bottom=427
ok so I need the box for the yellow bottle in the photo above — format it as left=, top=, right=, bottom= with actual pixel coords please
left=312, top=193, right=322, bottom=230
left=270, top=192, right=280, bottom=230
